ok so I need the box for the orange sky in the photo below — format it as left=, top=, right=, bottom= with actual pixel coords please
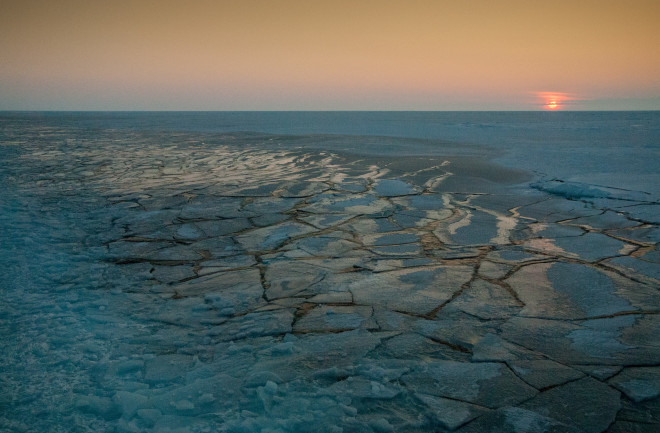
left=1, top=0, right=659, bottom=110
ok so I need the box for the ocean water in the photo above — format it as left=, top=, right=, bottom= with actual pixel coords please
left=1, top=112, right=659, bottom=432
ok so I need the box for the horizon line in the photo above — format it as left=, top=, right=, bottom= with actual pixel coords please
left=2, top=109, right=659, bottom=113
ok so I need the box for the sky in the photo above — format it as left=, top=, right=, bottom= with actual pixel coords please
left=1, top=0, right=659, bottom=111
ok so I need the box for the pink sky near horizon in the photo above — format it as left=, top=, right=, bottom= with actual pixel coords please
left=1, top=0, right=659, bottom=110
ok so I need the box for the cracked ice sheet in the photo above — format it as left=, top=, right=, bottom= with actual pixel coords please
left=500, top=314, right=660, bottom=365
left=505, top=261, right=657, bottom=320
left=348, top=266, right=473, bottom=316
left=400, top=360, right=538, bottom=408
left=2, top=118, right=660, bottom=433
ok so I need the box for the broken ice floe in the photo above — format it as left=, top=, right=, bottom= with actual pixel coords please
left=2, top=126, right=659, bottom=433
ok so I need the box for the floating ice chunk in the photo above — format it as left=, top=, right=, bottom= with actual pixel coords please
left=624, top=203, right=660, bottom=224
left=173, top=269, right=264, bottom=310
left=517, top=196, right=601, bottom=223
left=294, top=305, right=375, bottom=333
left=325, top=376, right=400, bottom=400
left=174, top=223, right=206, bottom=240
left=208, top=309, right=294, bottom=341
left=450, top=210, right=499, bottom=246
left=457, top=407, right=582, bottom=433
left=265, top=260, right=326, bottom=300
left=251, top=213, right=291, bottom=227
left=571, top=210, right=639, bottom=230
left=236, top=221, right=316, bottom=251
left=307, top=292, right=353, bottom=304
left=506, top=262, right=635, bottom=319
left=198, top=254, right=257, bottom=276
left=193, top=218, right=253, bottom=237
left=369, top=244, right=422, bottom=256
left=152, top=265, right=195, bottom=283
left=471, top=333, right=527, bottom=362
left=416, top=394, right=486, bottom=431
left=520, top=377, right=620, bottom=433
left=354, top=360, right=410, bottom=382
left=444, top=279, right=521, bottom=320
left=118, top=209, right=181, bottom=236
left=507, top=360, right=584, bottom=390
left=477, top=260, right=510, bottom=279
left=189, top=236, right=240, bottom=258
left=350, top=266, right=472, bottom=316
left=293, top=330, right=382, bottom=368
left=533, top=222, right=585, bottom=239
left=547, top=262, right=634, bottom=317
left=107, top=240, right=172, bottom=260
left=553, top=232, right=629, bottom=262
left=401, top=361, right=537, bottom=408
left=609, top=367, right=660, bottom=402
left=379, top=332, right=468, bottom=361
left=281, top=232, right=358, bottom=257
left=145, top=244, right=203, bottom=262
left=571, top=365, right=622, bottom=381
left=606, top=256, right=660, bottom=283
left=569, top=315, right=636, bottom=359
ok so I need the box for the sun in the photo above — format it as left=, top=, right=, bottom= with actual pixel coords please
left=546, top=100, right=559, bottom=110
left=536, top=92, right=575, bottom=110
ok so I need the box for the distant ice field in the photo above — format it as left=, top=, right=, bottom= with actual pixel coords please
left=3, top=111, right=657, bottom=196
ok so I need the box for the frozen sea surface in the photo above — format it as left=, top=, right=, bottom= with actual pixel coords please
left=1, top=112, right=659, bottom=432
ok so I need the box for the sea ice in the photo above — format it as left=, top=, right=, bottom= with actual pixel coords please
left=2, top=114, right=659, bottom=432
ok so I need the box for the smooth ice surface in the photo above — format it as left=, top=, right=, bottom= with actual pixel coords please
left=1, top=112, right=659, bottom=432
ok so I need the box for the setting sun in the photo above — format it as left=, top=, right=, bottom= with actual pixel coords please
left=537, top=92, right=576, bottom=110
